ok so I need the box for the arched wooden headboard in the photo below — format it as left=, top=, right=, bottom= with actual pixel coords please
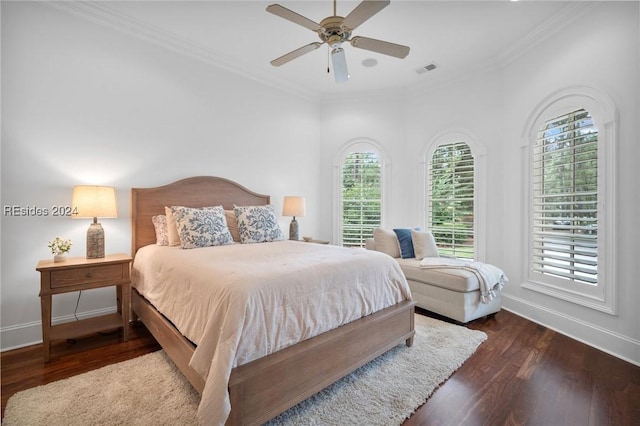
left=130, top=176, right=270, bottom=255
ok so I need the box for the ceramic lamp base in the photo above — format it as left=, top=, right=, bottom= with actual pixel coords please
left=86, top=221, right=105, bottom=259
left=289, top=218, right=299, bottom=241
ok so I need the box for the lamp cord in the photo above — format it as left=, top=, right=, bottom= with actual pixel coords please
left=69, top=290, right=118, bottom=342
left=66, top=291, right=82, bottom=344
left=74, top=291, right=82, bottom=321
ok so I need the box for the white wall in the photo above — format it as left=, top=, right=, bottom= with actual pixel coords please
left=320, top=2, right=639, bottom=364
left=499, top=2, right=639, bottom=364
left=1, top=2, right=321, bottom=350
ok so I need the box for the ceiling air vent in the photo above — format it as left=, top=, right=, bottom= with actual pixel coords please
left=416, top=63, right=437, bottom=74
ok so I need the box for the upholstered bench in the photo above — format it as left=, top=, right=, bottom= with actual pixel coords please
left=366, top=228, right=505, bottom=323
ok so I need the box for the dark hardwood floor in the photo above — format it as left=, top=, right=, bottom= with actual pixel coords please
left=2, top=310, right=639, bottom=425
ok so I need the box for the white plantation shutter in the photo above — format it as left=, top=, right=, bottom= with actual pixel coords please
left=341, top=152, right=382, bottom=247
left=532, top=108, right=598, bottom=285
left=428, top=142, right=475, bottom=259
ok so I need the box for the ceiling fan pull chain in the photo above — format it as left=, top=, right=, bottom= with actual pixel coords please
left=327, top=46, right=331, bottom=74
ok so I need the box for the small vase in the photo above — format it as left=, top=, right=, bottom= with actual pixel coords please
left=53, top=254, right=67, bottom=263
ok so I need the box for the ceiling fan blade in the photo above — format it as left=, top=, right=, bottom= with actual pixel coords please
left=342, top=0, right=390, bottom=31
left=271, top=42, right=323, bottom=67
left=266, top=4, right=322, bottom=32
left=350, top=36, right=410, bottom=59
left=331, top=47, right=350, bottom=83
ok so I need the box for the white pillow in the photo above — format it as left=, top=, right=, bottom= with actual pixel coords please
left=225, top=210, right=241, bottom=242
left=170, top=205, right=233, bottom=249
left=164, top=206, right=181, bottom=247
left=151, top=215, right=169, bottom=246
left=411, top=229, right=439, bottom=259
left=233, top=205, right=285, bottom=244
left=373, top=228, right=401, bottom=258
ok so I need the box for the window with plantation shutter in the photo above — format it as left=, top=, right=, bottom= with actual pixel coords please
left=428, top=142, right=475, bottom=259
left=523, top=88, right=616, bottom=314
left=341, top=151, right=382, bottom=247
left=532, top=108, right=598, bottom=285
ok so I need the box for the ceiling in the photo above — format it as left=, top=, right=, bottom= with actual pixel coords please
left=58, top=1, right=578, bottom=101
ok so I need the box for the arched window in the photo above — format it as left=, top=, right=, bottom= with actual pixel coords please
left=522, top=86, right=617, bottom=314
left=336, top=141, right=385, bottom=247
left=532, top=109, right=598, bottom=285
left=427, top=141, right=475, bottom=259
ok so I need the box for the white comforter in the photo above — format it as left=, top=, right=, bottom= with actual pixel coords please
left=131, top=241, right=411, bottom=425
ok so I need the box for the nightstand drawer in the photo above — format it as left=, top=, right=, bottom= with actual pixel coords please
left=51, top=264, right=124, bottom=288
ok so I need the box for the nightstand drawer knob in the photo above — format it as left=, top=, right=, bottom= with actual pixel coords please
left=86, top=273, right=93, bottom=278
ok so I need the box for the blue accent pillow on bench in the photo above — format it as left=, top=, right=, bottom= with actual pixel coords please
left=393, top=228, right=420, bottom=259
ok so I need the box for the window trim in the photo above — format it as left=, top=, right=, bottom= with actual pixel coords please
left=334, top=138, right=390, bottom=246
left=422, top=129, right=487, bottom=261
left=521, top=86, right=618, bottom=314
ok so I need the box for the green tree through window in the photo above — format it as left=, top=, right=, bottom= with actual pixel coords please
left=532, top=108, right=598, bottom=284
left=341, top=152, right=382, bottom=247
left=428, top=142, right=474, bottom=258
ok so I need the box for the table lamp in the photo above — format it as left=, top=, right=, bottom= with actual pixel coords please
left=282, top=196, right=305, bottom=241
left=72, top=185, right=117, bottom=258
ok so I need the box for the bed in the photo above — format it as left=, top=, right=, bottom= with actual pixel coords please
left=129, top=176, right=416, bottom=425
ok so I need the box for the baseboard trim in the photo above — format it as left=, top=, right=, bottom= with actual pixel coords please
left=502, top=294, right=639, bottom=367
left=1, top=306, right=117, bottom=352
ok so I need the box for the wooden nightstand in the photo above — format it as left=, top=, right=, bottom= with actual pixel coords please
left=36, top=253, right=132, bottom=362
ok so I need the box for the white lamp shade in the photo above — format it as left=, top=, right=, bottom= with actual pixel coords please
left=282, top=196, right=306, bottom=217
left=72, top=185, right=118, bottom=219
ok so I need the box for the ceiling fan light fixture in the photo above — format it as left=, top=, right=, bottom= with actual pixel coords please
left=331, top=47, right=350, bottom=83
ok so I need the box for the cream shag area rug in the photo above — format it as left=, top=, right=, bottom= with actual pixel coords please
left=3, top=315, right=486, bottom=426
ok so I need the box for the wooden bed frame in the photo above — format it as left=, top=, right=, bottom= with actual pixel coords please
left=130, top=176, right=416, bottom=425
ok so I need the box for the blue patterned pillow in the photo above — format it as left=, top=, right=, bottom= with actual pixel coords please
left=234, top=205, right=285, bottom=244
left=170, top=206, right=233, bottom=249
left=393, top=228, right=420, bottom=259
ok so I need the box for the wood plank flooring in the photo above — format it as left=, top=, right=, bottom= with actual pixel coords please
left=2, top=310, right=639, bottom=425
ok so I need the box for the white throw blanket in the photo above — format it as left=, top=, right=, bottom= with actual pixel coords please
left=419, top=257, right=507, bottom=303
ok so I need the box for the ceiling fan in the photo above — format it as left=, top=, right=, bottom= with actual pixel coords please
left=267, top=0, right=410, bottom=83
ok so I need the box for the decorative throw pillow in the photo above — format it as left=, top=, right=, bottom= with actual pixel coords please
left=393, top=228, right=420, bottom=259
left=411, top=229, right=439, bottom=260
left=170, top=205, right=233, bottom=249
left=151, top=215, right=169, bottom=246
left=164, top=206, right=181, bottom=247
left=373, top=228, right=401, bottom=258
left=234, top=204, right=285, bottom=244
left=225, top=210, right=241, bottom=242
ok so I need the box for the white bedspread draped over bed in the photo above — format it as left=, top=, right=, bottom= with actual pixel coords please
left=131, top=241, right=412, bottom=425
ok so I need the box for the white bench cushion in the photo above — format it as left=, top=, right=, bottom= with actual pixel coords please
left=396, top=258, right=480, bottom=293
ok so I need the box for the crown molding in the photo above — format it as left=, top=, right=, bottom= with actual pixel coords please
left=406, top=2, right=595, bottom=101
left=44, top=1, right=598, bottom=104
left=45, top=1, right=319, bottom=102
left=496, top=2, right=596, bottom=68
